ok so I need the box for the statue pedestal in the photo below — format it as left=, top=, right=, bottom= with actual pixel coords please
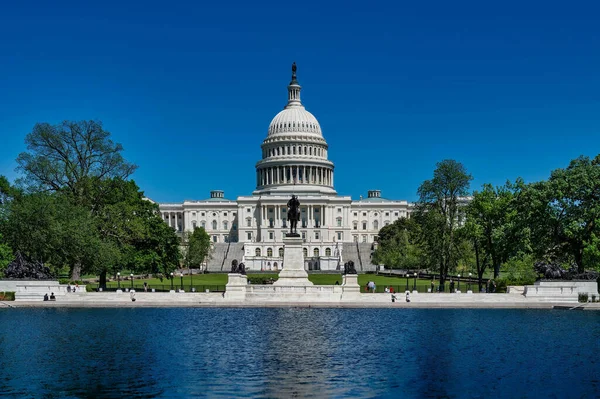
left=273, top=236, right=313, bottom=286
left=224, top=273, right=248, bottom=301
left=341, top=274, right=360, bottom=300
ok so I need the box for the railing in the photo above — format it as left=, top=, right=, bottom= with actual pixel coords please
left=359, top=283, right=482, bottom=294
left=89, top=284, right=226, bottom=293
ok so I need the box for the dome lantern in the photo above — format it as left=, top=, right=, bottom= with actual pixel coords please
left=285, top=62, right=302, bottom=109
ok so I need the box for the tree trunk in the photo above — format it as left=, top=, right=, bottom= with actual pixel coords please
left=99, top=270, right=107, bottom=289
left=71, top=262, right=82, bottom=281
left=574, top=248, right=584, bottom=273
left=474, top=240, right=481, bottom=291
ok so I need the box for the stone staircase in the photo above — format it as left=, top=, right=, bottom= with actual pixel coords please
left=358, top=243, right=378, bottom=272
left=206, top=243, right=229, bottom=272
left=341, top=242, right=362, bottom=272
left=223, top=242, right=245, bottom=271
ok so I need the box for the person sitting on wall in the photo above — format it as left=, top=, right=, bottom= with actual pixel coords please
left=67, top=285, right=71, bottom=293
left=49, top=292, right=56, bottom=301
left=406, top=292, right=411, bottom=302
left=43, top=293, right=49, bottom=301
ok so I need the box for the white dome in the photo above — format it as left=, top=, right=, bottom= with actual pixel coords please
left=268, top=107, right=322, bottom=136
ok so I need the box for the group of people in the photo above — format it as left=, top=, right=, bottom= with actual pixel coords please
left=66, top=283, right=79, bottom=293
left=43, top=293, right=56, bottom=301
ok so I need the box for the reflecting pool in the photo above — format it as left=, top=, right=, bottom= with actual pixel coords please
left=0, top=308, right=598, bottom=398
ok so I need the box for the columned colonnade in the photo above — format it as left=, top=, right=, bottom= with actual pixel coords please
left=257, top=165, right=333, bottom=187
left=162, top=212, right=182, bottom=231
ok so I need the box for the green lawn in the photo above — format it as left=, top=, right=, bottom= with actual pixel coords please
left=92, top=272, right=479, bottom=293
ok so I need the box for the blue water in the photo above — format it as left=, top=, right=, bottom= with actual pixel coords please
left=0, top=308, right=598, bottom=398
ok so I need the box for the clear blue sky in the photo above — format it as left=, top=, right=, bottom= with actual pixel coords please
left=1, top=0, right=599, bottom=202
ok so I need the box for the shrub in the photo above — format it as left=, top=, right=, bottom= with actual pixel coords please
left=579, top=293, right=589, bottom=303
left=58, top=278, right=70, bottom=285
left=247, top=276, right=276, bottom=285
left=0, top=292, right=15, bottom=301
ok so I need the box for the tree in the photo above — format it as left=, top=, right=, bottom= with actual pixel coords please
left=464, top=183, right=514, bottom=282
left=514, top=155, right=600, bottom=272
left=373, top=217, right=424, bottom=270
left=88, top=178, right=181, bottom=286
left=16, top=120, right=136, bottom=203
left=416, top=160, right=472, bottom=288
left=0, top=233, right=12, bottom=278
left=183, top=227, right=211, bottom=271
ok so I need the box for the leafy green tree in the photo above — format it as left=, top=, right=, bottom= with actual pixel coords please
left=183, top=227, right=211, bottom=271
left=0, top=233, right=12, bottom=278
left=16, top=120, right=136, bottom=202
left=514, top=155, right=600, bottom=272
left=416, top=159, right=472, bottom=287
left=465, top=183, right=514, bottom=280
left=373, top=217, right=424, bottom=270
left=88, top=178, right=181, bottom=287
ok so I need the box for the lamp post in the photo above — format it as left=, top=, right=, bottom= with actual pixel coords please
left=117, top=272, right=121, bottom=290
left=413, top=272, right=417, bottom=291
left=180, top=272, right=184, bottom=291
left=170, top=272, right=174, bottom=291
left=468, top=272, right=472, bottom=292
left=405, top=274, right=410, bottom=291
left=457, top=274, right=461, bottom=292
left=130, top=273, right=134, bottom=290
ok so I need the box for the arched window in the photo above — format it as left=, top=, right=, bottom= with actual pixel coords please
left=267, top=248, right=273, bottom=257
left=223, top=221, right=228, bottom=230
left=314, top=248, right=320, bottom=257
left=303, top=248, right=308, bottom=257
left=192, top=220, right=197, bottom=230
left=353, top=221, right=358, bottom=230
left=212, top=220, right=217, bottom=230
left=373, top=220, right=379, bottom=230
left=279, top=247, right=284, bottom=257
left=325, top=248, right=331, bottom=256
left=336, top=217, right=342, bottom=227
left=255, top=248, right=261, bottom=256
left=246, top=218, right=252, bottom=227
left=274, top=262, right=278, bottom=269
left=384, top=220, right=390, bottom=226
left=201, top=221, right=206, bottom=228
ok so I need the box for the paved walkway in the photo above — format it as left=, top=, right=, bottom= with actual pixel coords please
left=3, top=299, right=599, bottom=310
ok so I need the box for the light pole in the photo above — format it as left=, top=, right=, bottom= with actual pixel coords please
left=457, top=274, right=461, bottom=292
left=117, top=272, right=121, bottom=290
left=468, top=272, right=472, bottom=292
left=405, top=274, right=410, bottom=291
left=180, top=272, right=184, bottom=291
left=170, top=272, right=174, bottom=291
left=413, top=272, right=417, bottom=291
left=130, top=273, right=134, bottom=290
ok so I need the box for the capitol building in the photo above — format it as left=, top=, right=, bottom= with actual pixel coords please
left=159, top=64, right=412, bottom=272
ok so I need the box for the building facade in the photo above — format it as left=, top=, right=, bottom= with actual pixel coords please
left=159, top=64, right=413, bottom=271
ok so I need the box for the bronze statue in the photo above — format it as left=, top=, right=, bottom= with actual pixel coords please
left=230, top=259, right=246, bottom=275
left=287, top=194, right=300, bottom=235
left=292, top=62, right=297, bottom=75
left=343, top=261, right=357, bottom=275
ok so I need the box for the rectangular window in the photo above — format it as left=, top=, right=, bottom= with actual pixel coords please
left=315, top=231, right=320, bottom=239
left=201, top=212, right=205, bottom=216
left=212, top=235, right=217, bottom=242
left=337, top=208, right=342, bottom=213
left=395, top=212, right=398, bottom=216
left=233, top=212, right=236, bottom=216
left=302, top=232, right=306, bottom=239
left=246, top=219, right=251, bottom=227
left=224, top=212, right=227, bottom=216
left=337, top=232, right=342, bottom=240
left=362, top=222, right=367, bottom=230
left=385, top=212, right=389, bottom=216
left=337, top=218, right=342, bottom=227
left=362, top=235, right=367, bottom=243
left=247, top=232, right=252, bottom=240
left=354, top=212, right=357, bottom=216
left=363, top=212, right=366, bottom=216
left=269, top=232, right=274, bottom=240
left=353, top=235, right=358, bottom=242
left=247, top=208, right=251, bottom=213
